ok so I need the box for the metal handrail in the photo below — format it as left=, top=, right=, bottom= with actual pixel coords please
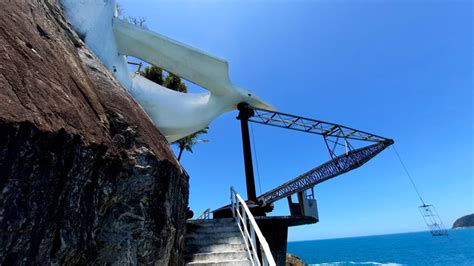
left=196, top=208, right=211, bottom=219
left=230, top=187, right=276, bottom=266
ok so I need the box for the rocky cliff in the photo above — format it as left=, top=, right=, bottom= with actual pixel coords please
left=0, top=0, right=189, bottom=264
left=286, top=253, right=307, bottom=266
left=452, top=214, right=474, bottom=229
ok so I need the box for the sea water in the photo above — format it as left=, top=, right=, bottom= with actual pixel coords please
left=287, top=228, right=474, bottom=265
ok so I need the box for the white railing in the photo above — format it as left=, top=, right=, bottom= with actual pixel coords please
left=196, top=208, right=211, bottom=219
left=230, top=187, right=276, bottom=266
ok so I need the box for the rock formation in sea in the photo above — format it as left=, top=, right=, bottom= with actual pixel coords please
left=452, top=214, right=474, bottom=229
left=286, top=253, right=307, bottom=266
left=0, top=0, right=189, bottom=264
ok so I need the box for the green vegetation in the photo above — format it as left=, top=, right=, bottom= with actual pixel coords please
left=174, top=128, right=209, bottom=161
left=139, top=65, right=208, bottom=161
left=139, top=65, right=164, bottom=85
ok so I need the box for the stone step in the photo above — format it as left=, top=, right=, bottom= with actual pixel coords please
left=187, top=218, right=235, bottom=227
left=187, top=221, right=241, bottom=229
left=186, top=236, right=244, bottom=246
left=186, top=251, right=249, bottom=263
left=190, top=218, right=234, bottom=223
left=186, top=243, right=246, bottom=254
left=188, top=224, right=241, bottom=234
left=185, top=259, right=252, bottom=266
left=186, top=231, right=242, bottom=241
left=186, top=218, right=250, bottom=265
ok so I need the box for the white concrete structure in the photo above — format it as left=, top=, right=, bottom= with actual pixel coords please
left=61, top=0, right=274, bottom=143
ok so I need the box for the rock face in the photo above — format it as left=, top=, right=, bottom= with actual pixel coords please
left=452, top=214, right=474, bottom=229
left=0, top=0, right=189, bottom=265
left=286, top=253, right=306, bottom=266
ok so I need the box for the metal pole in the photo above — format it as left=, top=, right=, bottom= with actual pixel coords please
left=237, top=103, right=257, bottom=201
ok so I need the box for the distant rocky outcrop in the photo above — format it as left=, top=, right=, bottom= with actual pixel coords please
left=286, top=253, right=307, bottom=266
left=0, top=0, right=188, bottom=265
left=452, top=214, right=474, bottom=229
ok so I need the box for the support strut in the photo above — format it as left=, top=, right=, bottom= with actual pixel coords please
left=237, top=103, right=257, bottom=201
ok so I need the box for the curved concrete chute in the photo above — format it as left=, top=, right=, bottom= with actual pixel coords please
left=113, top=18, right=233, bottom=96
left=61, top=0, right=275, bottom=143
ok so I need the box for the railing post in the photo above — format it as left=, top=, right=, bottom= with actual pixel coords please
left=251, top=227, right=256, bottom=251
left=231, top=188, right=235, bottom=217
left=251, top=226, right=259, bottom=264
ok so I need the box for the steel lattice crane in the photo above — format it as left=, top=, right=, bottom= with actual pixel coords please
left=229, top=103, right=448, bottom=238
left=231, top=103, right=393, bottom=212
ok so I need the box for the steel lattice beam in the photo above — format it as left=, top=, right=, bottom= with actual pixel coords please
left=234, top=105, right=394, bottom=206
left=249, top=108, right=389, bottom=143
left=257, top=140, right=394, bottom=205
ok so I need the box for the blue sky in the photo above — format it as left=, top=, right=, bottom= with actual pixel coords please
left=118, top=0, right=472, bottom=241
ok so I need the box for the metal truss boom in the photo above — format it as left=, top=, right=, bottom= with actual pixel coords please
left=249, top=108, right=390, bottom=143
left=257, top=140, right=394, bottom=205
left=234, top=104, right=394, bottom=206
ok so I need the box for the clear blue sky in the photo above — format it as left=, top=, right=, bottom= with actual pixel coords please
left=118, top=0, right=472, bottom=241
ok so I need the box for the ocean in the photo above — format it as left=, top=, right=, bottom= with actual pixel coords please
left=287, top=228, right=474, bottom=265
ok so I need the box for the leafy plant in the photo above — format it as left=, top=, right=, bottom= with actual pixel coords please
left=139, top=65, right=164, bottom=85
left=174, top=128, right=209, bottom=161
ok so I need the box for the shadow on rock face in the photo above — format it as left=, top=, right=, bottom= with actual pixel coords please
left=0, top=0, right=189, bottom=265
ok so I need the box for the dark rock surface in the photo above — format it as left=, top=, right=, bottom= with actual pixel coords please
left=0, top=0, right=189, bottom=264
left=286, top=253, right=306, bottom=266
left=452, top=214, right=474, bottom=229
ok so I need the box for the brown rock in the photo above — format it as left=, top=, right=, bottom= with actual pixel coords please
left=287, top=253, right=307, bottom=266
left=0, top=0, right=188, bottom=264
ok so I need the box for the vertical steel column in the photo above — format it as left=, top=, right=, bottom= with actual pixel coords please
left=237, top=103, right=257, bottom=201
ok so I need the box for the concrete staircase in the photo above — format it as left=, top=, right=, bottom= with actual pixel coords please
left=185, top=218, right=251, bottom=266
